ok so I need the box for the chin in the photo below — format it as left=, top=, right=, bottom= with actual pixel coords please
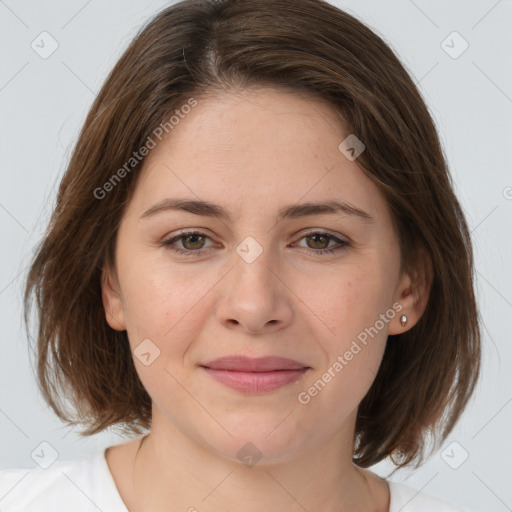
left=197, top=413, right=313, bottom=467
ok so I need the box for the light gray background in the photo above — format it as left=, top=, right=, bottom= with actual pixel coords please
left=1, top=1, right=511, bottom=511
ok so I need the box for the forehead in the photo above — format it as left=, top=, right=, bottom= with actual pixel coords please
left=129, top=87, right=389, bottom=224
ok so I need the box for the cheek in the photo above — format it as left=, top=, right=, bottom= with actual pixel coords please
left=120, top=266, right=211, bottom=408
left=302, top=261, right=393, bottom=342
left=119, top=258, right=210, bottom=354
left=298, top=264, right=392, bottom=399
left=297, top=273, right=391, bottom=424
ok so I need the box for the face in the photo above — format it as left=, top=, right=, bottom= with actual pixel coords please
left=102, top=87, right=419, bottom=464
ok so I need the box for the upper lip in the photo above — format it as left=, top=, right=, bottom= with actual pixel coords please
left=201, top=356, right=309, bottom=372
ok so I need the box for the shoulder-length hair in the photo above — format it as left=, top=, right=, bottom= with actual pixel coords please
left=24, top=0, right=481, bottom=469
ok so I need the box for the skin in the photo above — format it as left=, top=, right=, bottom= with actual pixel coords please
left=101, top=87, right=430, bottom=512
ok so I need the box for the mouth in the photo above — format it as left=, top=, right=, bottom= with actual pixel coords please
left=199, top=356, right=311, bottom=393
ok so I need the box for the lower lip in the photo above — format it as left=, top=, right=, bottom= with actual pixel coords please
left=201, top=367, right=309, bottom=393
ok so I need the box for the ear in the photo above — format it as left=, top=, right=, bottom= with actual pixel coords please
left=101, top=264, right=127, bottom=331
left=388, top=248, right=433, bottom=335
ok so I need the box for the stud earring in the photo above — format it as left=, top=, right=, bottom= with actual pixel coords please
left=400, top=314, right=408, bottom=327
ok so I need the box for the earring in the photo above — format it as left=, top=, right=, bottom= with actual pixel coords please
left=400, top=314, right=408, bottom=327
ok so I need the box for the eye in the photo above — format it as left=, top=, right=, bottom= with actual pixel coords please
left=161, top=229, right=349, bottom=256
left=293, top=230, right=349, bottom=255
left=162, top=230, right=216, bottom=255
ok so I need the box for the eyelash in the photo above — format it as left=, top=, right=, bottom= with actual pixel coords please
left=161, top=230, right=349, bottom=256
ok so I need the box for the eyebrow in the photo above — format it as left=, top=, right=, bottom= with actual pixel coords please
left=140, top=198, right=374, bottom=223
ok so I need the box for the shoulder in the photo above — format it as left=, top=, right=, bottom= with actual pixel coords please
left=388, top=481, right=465, bottom=512
left=0, top=447, right=127, bottom=512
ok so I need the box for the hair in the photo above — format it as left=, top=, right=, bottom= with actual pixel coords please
left=24, top=0, right=481, bottom=470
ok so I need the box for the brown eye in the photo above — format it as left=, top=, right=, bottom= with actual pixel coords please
left=162, top=231, right=214, bottom=255
left=295, top=231, right=349, bottom=255
left=305, top=233, right=331, bottom=250
left=181, top=234, right=206, bottom=250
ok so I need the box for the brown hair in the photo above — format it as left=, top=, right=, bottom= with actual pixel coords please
left=24, top=0, right=481, bottom=469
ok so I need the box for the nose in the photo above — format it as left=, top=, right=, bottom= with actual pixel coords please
left=215, top=243, right=294, bottom=335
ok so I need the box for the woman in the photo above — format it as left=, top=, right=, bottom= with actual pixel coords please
left=0, top=0, right=480, bottom=510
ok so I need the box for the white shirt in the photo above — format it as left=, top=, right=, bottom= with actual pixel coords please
left=0, top=447, right=464, bottom=511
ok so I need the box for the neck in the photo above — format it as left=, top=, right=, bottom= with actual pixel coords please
left=127, top=415, right=388, bottom=512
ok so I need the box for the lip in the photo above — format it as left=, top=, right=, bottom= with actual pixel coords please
left=202, top=356, right=309, bottom=372
left=200, top=356, right=311, bottom=393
